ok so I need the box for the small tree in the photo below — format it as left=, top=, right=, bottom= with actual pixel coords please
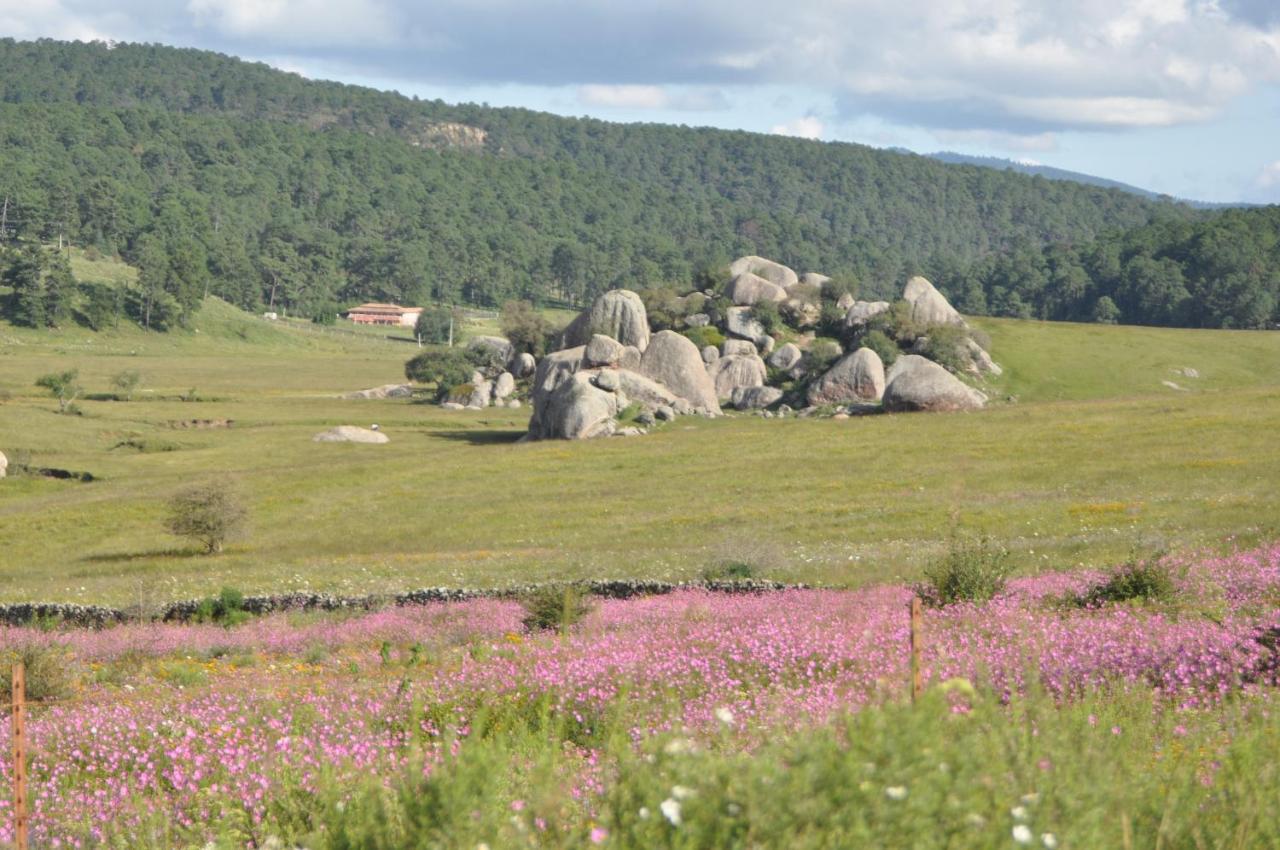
left=111, top=369, right=141, bottom=401
left=500, top=300, right=554, bottom=356
left=414, top=306, right=455, bottom=344
left=404, top=349, right=475, bottom=400
left=35, top=369, right=83, bottom=414
left=165, top=480, right=247, bottom=554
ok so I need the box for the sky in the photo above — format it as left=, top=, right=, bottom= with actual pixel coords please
left=2, top=0, right=1278, bottom=204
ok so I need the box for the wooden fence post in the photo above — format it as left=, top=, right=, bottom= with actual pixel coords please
left=11, top=661, right=27, bottom=850
left=909, top=597, right=923, bottom=703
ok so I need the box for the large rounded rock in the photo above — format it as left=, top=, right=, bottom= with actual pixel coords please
left=466, top=336, right=514, bottom=369
left=728, top=256, right=799, bottom=290
left=845, top=300, right=891, bottom=328
left=584, top=334, right=626, bottom=367
left=615, top=369, right=681, bottom=410
left=530, top=372, right=622, bottom=440
left=903, top=276, right=966, bottom=327
left=725, top=272, right=787, bottom=306
left=709, top=353, right=766, bottom=399
left=807, top=347, right=886, bottom=405
left=883, top=355, right=985, bottom=412
left=619, top=346, right=643, bottom=371
left=799, top=272, right=831, bottom=289
left=768, top=342, right=803, bottom=371
left=725, top=307, right=768, bottom=344
left=492, top=372, right=516, bottom=400
left=313, top=426, right=389, bottom=444
left=510, top=352, right=537, bottom=379
left=639, top=330, right=721, bottom=414
left=701, top=345, right=720, bottom=366
left=528, top=346, right=586, bottom=434
left=561, top=289, right=651, bottom=352
left=731, top=385, right=783, bottom=410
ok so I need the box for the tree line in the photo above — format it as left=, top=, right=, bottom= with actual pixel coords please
left=0, top=38, right=1275, bottom=331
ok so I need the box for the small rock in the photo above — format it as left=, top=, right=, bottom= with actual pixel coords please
left=440, top=402, right=464, bottom=410
left=509, top=352, right=537, bottom=378
left=585, top=334, right=626, bottom=367
left=655, top=405, right=676, bottom=421
left=685, top=313, right=710, bottom=327
left=594, top=369, right=621, bottom=392
left=312, top=426, right=390, bottom=444
left=768, top=342, right=803, bottom=371
left=701, top=345, right=720, bottom=366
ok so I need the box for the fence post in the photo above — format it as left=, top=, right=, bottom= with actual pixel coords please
left=11, top=661, right=27, bottom=850
left=909, top=597, right=923, bottom=703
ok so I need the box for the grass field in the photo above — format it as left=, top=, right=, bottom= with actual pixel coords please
left=2, top=260, right=1280, bottom=605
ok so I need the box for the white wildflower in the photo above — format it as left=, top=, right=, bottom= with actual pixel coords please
left=671, top=785, right=695, bottom=800
left=884, top=785, right=908, bottom=801
left=660, top=798, right=682, bottom=826
left=638, top=807, right=650, bottom=820
left=663, top=738, right=695, bottom=755
left=1013, top=824, right=1033, bottom=844
left=714, top=706, right=735, bottom=725
left=1011, top=805, right=1030, bottom=821
left=1041, top=834, right=1058, bottom=849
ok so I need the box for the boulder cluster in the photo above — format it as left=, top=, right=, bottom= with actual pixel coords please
left=437, top=256, right=1001, bottom=440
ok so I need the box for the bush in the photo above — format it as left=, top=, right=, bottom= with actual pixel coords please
left=500, top=300, right=553, bottom=356
left=194, top=586, right=252, bottom=627
left=858, top=329, right=899, bottom=366
left=520, top=585, right=593, bottom=633
left=111, top=369, right=141, bottom=401
left=35, top=369, right=83, bottom=414
left=165, top=480, right=248, bottom=555
left=1077, top=555, right=1176, bottom=607
left=404, top=349, right=474, bottom=400
left=918, top=536, right=1012, bottom=606
left=638, top=287, right=684, bottom=331
left=820, top=273, right=858, bottom=304
left=916, top=324, right=972, bottom=373
left=414, top=306, right=455, bottom=344
left=867, top=299, right=927, bottom=346
left=752, top=299, right=782, bottom=335
left=700, top=561, right=756, bottom=582
left=0, top=643, right=78, bottom=703
left=806, top=338, right=843, bottom=372
left=682, top=325, right=726, bottom=350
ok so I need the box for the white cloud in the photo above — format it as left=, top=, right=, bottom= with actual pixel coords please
left=185, top=0, right=397, bottom=45
left=577, top=84, right=727, bottom=111
left=1257, top=160, right=1280, bottom=188
left=770, top=116, right=825, bottom=139
left=932, top=128, right=1059, bottom=153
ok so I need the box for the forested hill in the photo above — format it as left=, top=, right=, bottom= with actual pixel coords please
left=1, top=37, right=1269, bottom=329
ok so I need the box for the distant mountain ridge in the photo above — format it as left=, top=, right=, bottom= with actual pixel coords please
left=926, top=152, right=1254, bottom=210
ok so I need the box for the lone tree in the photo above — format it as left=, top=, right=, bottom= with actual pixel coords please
left=165, top=480, right=247, bottom=554
left=35, top=369, right=83, bottom=414
left=111, top=369, right=141, bottom=401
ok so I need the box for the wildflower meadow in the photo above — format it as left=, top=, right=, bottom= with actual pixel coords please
left=2, top=543, right=1278, bottom=848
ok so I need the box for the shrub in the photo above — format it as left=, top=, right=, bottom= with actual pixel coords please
left=414, top=306, right=455, bottom=344
left=918, top=536, right=1012, bottom=606
left=0, top=643, right=78, bottom=703
left=700, top=561, right=756, bottom=582
left=500, top=300, right=553, bottom=355
left=806, top=338, right=843, bottom=372
left=404, top=349, right=474, bottom=400
left=867, top=299, right=927, bottom=346
left=682, top=326, right=725, bottom=350
left=165, top=480, right=248, bottom=555
left=194, top=586, right=252, bottom=627
left=520, top=585, right=593, bottom=633
left=1077, top=555, right=1176, bottom=607
left=917, top=324, right=972, bottom=373
left=753, top=299, right=782, bottom=335
left=35, top=369, right=83, bottom=414
left=820, top=274, right=858, bottom=304
left=638, top=287, right=684, bottom=331
left=110, top=369, right=141, bottom=401
left=858, top=328, right=899, bottom=366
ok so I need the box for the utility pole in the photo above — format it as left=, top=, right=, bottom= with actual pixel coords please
left=0, top=196, right=9, bottom=241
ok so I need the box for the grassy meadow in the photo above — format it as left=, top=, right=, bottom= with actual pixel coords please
left=2, top=259, right=1280, bottom=605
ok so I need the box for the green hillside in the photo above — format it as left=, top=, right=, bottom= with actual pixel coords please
left=0, top=38, right=1206, bottom=320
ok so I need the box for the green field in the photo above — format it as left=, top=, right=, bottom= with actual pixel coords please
left=2, top=260, right=1280, bottom=605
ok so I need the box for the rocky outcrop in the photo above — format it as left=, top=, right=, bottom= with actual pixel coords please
left=584, top=334, right=626, bottom=367
left=509, top=352, right=537, bottom=379
left=903, top=276, right=966, bottom=327
left=725, top=272, right=788, bottom=306
left=731, top=385, right=783, bottom=410
left=845, top=300, right=891, bottom=328
left=342, top=384, right=413, bottom=400
left=639, top=330, right=721, bottom=414
left=883, top=355, right=985, bottom=412
left=767, top=342, right=803, bottom=372
left=467, top=335, right=514, bottom=366
left=529, top=371, right=622, bottom=440
left=710, top=353, right=767, bottom=398
left=725, top=307, right=768, bottom=345
left=728, top=256, right=799, bottom=290
left=528, top=346, right=586, bottom=434
left=965, top=339, right=1002, bottom=376
left=807, top=348, right=886, bottom=405
left=781, top=297, right=821, bottom=328
left=313, top=426, right=389, bottom=444
left=562, top=289, right=651, bottom=352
